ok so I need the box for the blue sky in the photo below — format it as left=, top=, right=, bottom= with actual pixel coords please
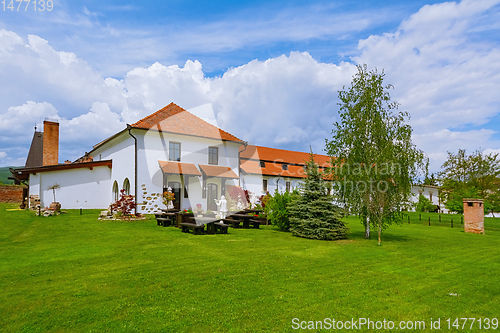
left=1, top=0, right=500, bottom=173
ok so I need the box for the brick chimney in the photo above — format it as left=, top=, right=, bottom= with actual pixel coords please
left=43, top=120, right=59, bottom=166
left=463, top=198, right=485, bottom=234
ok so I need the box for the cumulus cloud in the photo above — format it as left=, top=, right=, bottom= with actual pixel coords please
left=354, top=0, right=500, bottom=170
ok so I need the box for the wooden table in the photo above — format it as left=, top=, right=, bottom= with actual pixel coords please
left=189, top=216, right=222, bottom=234
left=229, top=213, right=256, bottom=228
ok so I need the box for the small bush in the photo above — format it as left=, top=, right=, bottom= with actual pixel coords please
left=110, top=189, right=136, bottom=217
left=264, top=189, right=298, bottom=231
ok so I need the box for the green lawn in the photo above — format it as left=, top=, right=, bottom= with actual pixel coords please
left=1, top=204, right=499, bottom=332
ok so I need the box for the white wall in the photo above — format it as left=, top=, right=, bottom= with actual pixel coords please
left=29, top=165, right=112, bottom=209
left=410, top=185, right=447, bottom=213
left=136, top=130, right=242, bottom=213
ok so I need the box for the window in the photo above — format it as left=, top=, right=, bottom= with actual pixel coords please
left=263, top=179, right=268, bottom=192
left=468, top=202, right=474, bottom=207
left=429, top=192, right=433, bottom=203
left=112, top=181, right=119, bottom=202
left=208, top=146, right=218, bottom=165
left=123, top=178, right=130, bottom=195
left=282, top=164, right=288, bottom=171
left=286, top=181, right=291, bottom=192
left=260, top=161, right=266, bottom=168
left=169, top=142, right=181, bottom=161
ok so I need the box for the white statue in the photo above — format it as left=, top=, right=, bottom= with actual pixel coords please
left=236, top=194, right=244, bottom=211
left=249, top=192, right=257, bottom=209
left=214, top=198, right=221, bottom=217
left=215, top=195, right=228, bottom=219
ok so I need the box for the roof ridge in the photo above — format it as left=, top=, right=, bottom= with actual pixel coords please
left=131, top=102, right=180, bottom=127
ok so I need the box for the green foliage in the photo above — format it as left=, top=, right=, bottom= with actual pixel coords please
left=263, top=189, right=298, bottom=231
left=439, top=149, right=500, bottom=214
left=289, top=153, right=348, bottom=240
left=415, top=194, right=436, bottom=212
left=0, top=167, right=16, bottom=185
left=325, top=64, right=423, bottom=244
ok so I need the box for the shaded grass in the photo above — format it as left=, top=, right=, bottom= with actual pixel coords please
left=0, top=203, right=499, bottom=332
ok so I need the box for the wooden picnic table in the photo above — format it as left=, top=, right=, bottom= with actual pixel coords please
left=187, top=216, right=229, bottom=235
left=229, top=213, right=259, bottom=228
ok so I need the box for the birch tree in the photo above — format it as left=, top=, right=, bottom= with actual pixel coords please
left=325, top=64, right=423, bottom=244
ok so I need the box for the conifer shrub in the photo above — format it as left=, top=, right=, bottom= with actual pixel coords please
left=289, top=153, right=348, bottom=240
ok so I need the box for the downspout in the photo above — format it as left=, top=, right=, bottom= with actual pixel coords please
left=127, top=124, right=138, bottom=215
left=238, top=141, right=248, bottom=187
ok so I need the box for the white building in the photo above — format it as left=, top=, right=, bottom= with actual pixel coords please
left=409, top=184, right=447, bottom=213
left=240, top=145, right=331, bottom=195
left=14, top=103, right=243, bottom=213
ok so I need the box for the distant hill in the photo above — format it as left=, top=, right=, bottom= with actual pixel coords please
left=0, top=167, right=20, bottom=185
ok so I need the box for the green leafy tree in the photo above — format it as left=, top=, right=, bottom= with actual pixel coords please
left=263, top=189, right=297, bottom=231
left=325, top=64, right=423, bottom=245
left=289, top=153, right=348, bottom=240
left=439, top=149, right=500, bottom=214
left=415, top=194, right=436, bottom=212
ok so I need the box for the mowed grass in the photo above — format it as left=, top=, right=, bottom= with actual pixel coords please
left=404, top=211, right=500, bottom=232
left=0, top=203, right=499, bottom=332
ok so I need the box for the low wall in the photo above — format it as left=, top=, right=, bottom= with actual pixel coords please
left=0, top=185, right=26, bottom=203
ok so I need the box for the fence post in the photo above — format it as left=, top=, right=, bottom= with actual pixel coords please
left=408, top=215, right=410, bottom=224
left=80, top=208, right=82, bottom=215
left=428, top=217, right=430, bottom=226
left=439, top=214, right=441, bottom=222
left=461, top=216, right=463, bottom=224
left=451, top=219, right=453, bottom=228
left=420, top=213, right=422, bottom=221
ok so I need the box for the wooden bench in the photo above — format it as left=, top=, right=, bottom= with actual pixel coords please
left=180, top=222, right=205, bottom=235
left=249, top=219, right=261, bottom=229
left=221, top=218, right=241, bottom=228
left=214, top=222, right=229, bottom=234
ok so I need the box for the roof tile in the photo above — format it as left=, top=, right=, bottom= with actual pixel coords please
left=133, top=103, right=242, bottom=143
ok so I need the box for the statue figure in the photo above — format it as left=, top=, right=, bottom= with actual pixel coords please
left=249, top=192, right=257, bottom=209
left=236, top=194, right=244, bottom=211
left=215, top=195, right=228, bottom=219
left=214, top=198, right=221, bottom=217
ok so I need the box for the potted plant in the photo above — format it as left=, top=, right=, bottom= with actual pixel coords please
left=162, top=191, right=175, bottom=212
left=47, top=183, right=61, bottom=212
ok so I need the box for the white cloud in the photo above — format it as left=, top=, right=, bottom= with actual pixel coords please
left=0, top=101, right=59, bottom=133
left=354, top=0, right=500, bottom=171
left=0, top=152, right=6, bottom=159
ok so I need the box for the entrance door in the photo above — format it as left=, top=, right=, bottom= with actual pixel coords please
left=207, top=183, right=218, bottom=211
left=167, top=181, right=181, bottom=210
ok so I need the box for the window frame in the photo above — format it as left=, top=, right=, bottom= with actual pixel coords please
left=169, top=142, right=181, bottom=162
left=208, top=146, right=219, bottom=165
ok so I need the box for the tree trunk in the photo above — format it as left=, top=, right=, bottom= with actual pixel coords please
left=364, top=216, right=370, bottom=239
left=378, top=222, right=382, bottom=245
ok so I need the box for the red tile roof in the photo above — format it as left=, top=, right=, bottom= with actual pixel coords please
left=199, top=165, right=239, bottom=179
left=240, top=145, right=332, bottom=168
left=158, top=161, right=202, bottom=176
left=240, top=160, right=308, bottom=178
left=133, top=103, right=243, bottom=143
